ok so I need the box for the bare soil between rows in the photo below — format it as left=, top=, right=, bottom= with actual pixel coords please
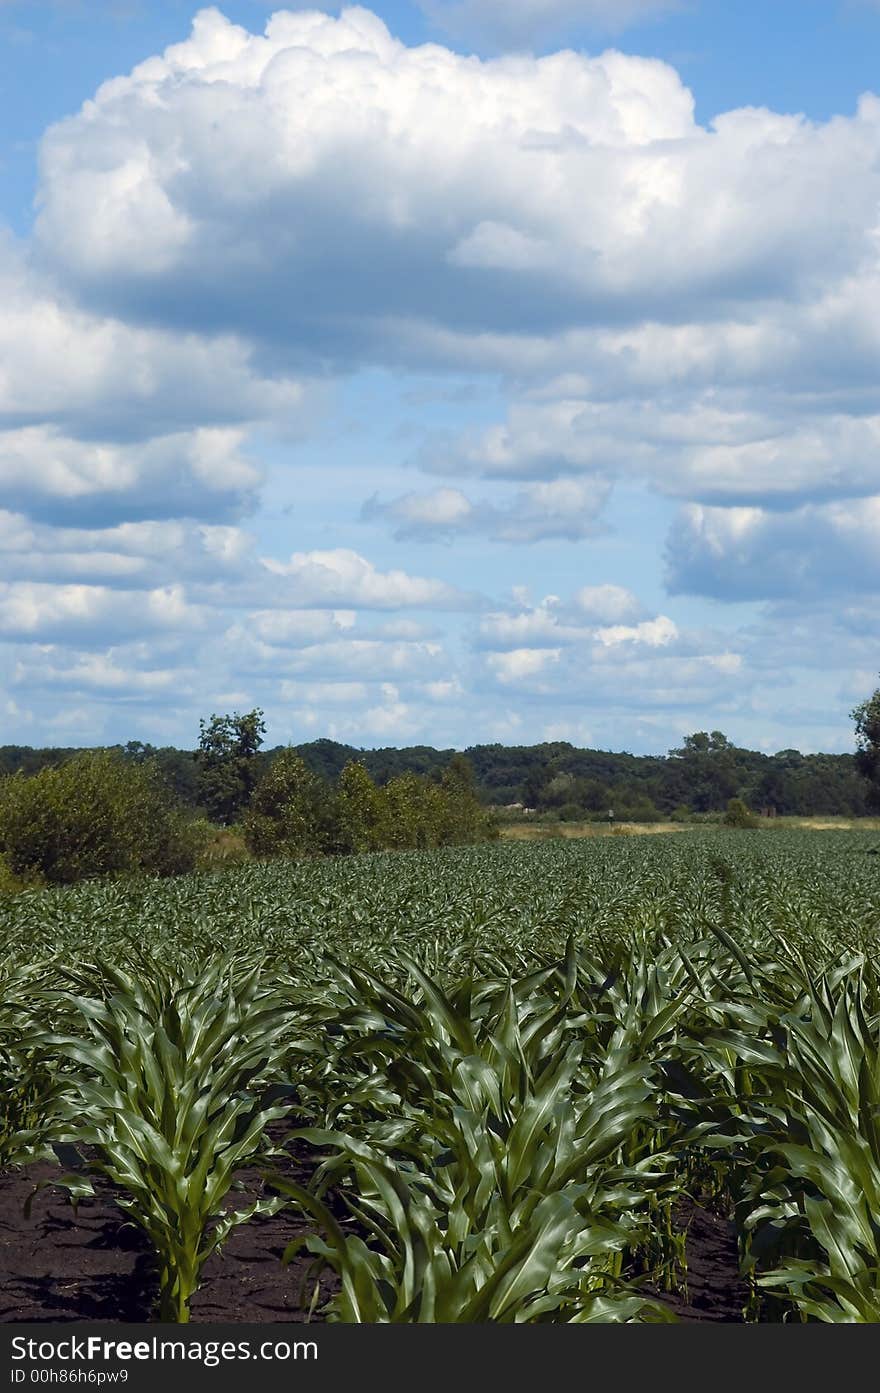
left=0, top=1158, right=747, bottom=1324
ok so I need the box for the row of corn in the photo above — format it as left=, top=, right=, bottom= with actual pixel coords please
left=2, top=891, right=879, bottom=1322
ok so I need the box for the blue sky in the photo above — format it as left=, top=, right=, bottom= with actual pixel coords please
left=1, top=1, right=879, bottom=755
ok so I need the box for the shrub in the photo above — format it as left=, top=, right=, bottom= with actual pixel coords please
left=242, top=748, right=330, bottom=858
left=723, top=797, right=758, bottom=829
left=0, top=751, right=199, bottom=884
left=191, top=820, right=250, bottom=870
left=336, top=761, right=389, bottom=853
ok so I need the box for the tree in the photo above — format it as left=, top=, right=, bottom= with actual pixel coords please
left=194, top=709, right=266, bottom=825
left=852, top=681, right=880, bottom=811
left=0, top=751, right=199, bottom=885
left=241, top=747, right=328, bottom=858
left=723, top=797, right=758, bottom=829
left=667, top=731, right=740, bottom=812
left=438, top=755, right=495, bottom=842
left=336, top=761, right=388, bottom=853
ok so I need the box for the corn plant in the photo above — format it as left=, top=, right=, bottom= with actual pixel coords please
left=275, top=951, right=678, bottom=1321
left=38, top=954, right=298, bottom=1322
left=738, top=965, right=880, bottom=1321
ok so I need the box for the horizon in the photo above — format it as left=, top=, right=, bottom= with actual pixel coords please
left=2, top=2, right=879, bottom=758
left=0, top=730, right=857, bottom=764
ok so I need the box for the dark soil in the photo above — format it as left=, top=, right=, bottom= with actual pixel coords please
left=0, top=1146, right=338, bottom=1324
left=0, top=1163, right=747, bottom=1324
left=657, top=1199, right=750, bottom=1322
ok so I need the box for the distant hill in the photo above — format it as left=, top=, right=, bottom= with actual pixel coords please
left=0, top=731, right=868, bottom=820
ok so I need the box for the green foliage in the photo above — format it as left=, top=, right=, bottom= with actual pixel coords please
left=244, top=753, right=495, bottom=860
left=336, top=761, right=390, bottom=853
left=5, top=832, right=880, bottom=1320
left=242, top=747, right=329, bottom=858
left=852, top=681, right=880, bottom=812
left=41, top=955, right=294, bottom=1322
left=1, top=732, right=873, bottom=820
left=724, top=798, right=759, bottom=829
left=279, top=945, right=682, bottom=1322
left=0, top=750, right=199, bottom=885
left=194, top=709, right=266, bottom=826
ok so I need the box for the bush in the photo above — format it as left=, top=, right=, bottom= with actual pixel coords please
left=0, top=751, right=200, bottom=885
left=242, top=748, right=330, bottom=858
left=336, top=761, right=390, bottom=853
left=723, top=797, right=758, bottom=829
left=190, top=820, right=250, bottom=870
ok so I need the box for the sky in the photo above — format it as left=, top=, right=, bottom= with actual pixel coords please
left=1, top=2, right=880, bottom=756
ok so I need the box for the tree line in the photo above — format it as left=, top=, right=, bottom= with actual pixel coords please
left=0, top=712, right=495, bottom=886
left=3, top=682, right=880, bottom=886
left=0, top=724, right=873, bottom=825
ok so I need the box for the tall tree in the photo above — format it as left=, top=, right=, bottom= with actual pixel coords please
left=852, top=681, right=880, bottom=811
left=194, top=709, right=266, bottom=825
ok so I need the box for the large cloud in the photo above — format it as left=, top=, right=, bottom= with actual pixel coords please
left=35, top=8, right=880, bottom=361
left=0, top=234, right=305, bottom=443
left=667, top=498, right=880, bottom=600
left=32, top=7, right=736, bottom=354
left=0, top=427, right=263, bottom=526
left=0, top=512, right=255, bottom=587
left=416, top=398, right=880, bottom=507
left=3, top=5, right=878, bottom=753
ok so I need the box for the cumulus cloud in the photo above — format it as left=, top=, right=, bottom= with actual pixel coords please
left=423, top=398, right=880, bottom=507
left=36, top=8, right=880, bottom=369
left=0, top=426, right=262, bottom=526
left=666, top=498, right=880, bottom=600
left=0, top=512, right=255, bottom=587
left=246, top=610, right=357, bottom=645
left=36, top=6, right=736, bottom=358
left=473, top=585, right=746, bottom=719
left=478, top=590, right=677, bottom=654
left=261, top=548, right=475, bottom=609
left=0, top=581, right=203, bottom=645
left=0, top=234, right=305, bottom=444
left=487, top=647, right=561, bottom=685
left=13, top=652, right=184, bottom=699
left=364, top=476, right=610, bottom=541
left=594, top=614, right=678, bottom=647
left=574, top=584, right=641, bottom=622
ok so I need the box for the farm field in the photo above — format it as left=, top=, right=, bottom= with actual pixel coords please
left=2, top=828, right=880, bottom=1323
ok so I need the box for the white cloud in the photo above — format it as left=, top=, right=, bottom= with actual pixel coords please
left=0, top=582, right=203, bottom=645
left=247, top=609, right=357, bottom=645
left=37, top=10, right=880, bottom=371
left=261, top=548, right=474, bottom=609
left=13, top=652, right=182, bottom=697
left=667, top=497, right=880, bottom=600
left=0, top=231, right=307, bottom=469
left=0, top=512, right=255, bottom=587
left=595, top=615, right=678, bottom=647
left=36, top=8, right=735, bottom=359
left=487, top=647, right=561, bottom=684
left=479, top=588, right=659, bottom=650
left=424, top=397, right=880, bottom=507
left=365, top=476, right=610, bottom=542
left=0, top=426, right=262, bottom=526
left=574, top=584, right=641, bottom=622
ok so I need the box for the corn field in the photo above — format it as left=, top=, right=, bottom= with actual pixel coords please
left=2, top=829, right=880, bottom=1322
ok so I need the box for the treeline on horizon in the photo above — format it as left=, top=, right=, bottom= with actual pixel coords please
left=0, top=729, right=869, bottom=821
